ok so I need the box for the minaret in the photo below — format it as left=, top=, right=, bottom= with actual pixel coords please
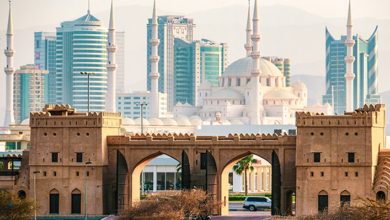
left=250, top=0, right=261, bottom=125
left=244, top=0, right=253, bottom=56
left=150, top=0, right=160, bottom=119
left=344, top=0, right=355, bottom=112
left=106, top=0, right=118, bottom=113
left=4, top=0, right=16, bottom=127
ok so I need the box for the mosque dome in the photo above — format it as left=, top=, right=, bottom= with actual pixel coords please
left=134, top=118, right=149, bottom=126
left=149, top=118, right=164, bottom=126
left=222, top=120, right=231, bottom=125
left=245, top=79, right=262, bottom=89
left=324, top=103, right=331, bottom=107
left=189, top=115, right=202, bottom=121
left=292, top=81, right=307, bottom=90
left=230, top=119, right=245, bottom=125
left=122, top=117, right=135, bottom=125
left=190, top=118, right=203, bottom=126
left=264, top=90, right=298, bottom=99
left=198, top=80, right=213, bottom=90
left=209, top=89, right=245, bottom=99
left=222, top=57, right=283, bottom=78
left=21, top=118, right=30, bottom=125
left=176, top=114, right=189, bottom=120
left=163, top=118, right=178, bottom=126
left=176, top=118, right=192, bottom=126
left=175, top=102, right=183, bottom=107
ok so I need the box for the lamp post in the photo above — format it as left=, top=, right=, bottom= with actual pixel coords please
left=33, top=171, right=41, bottom=220
left=136, top=102, right=148, bottom=133
left=85, top=161, right=92, bottom=220
left=80, top=72, right=96, bottom=112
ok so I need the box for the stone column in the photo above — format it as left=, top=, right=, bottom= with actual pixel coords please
left=262, top=167, right=266, bottom=191
left=250, top=170, right=255, bottom=193
left=153, top=165, right=157, bottom=192
left=268, top=166, right=272, bottom=192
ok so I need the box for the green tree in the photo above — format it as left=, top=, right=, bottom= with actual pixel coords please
left=233, top=155, right=258, bottom=195
left=0, top=190, right=40, bottom=220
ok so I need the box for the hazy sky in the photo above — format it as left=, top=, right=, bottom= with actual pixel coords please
left=1, top=0, right=390, bottom=30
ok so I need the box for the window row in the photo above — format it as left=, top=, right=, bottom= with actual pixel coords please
left=310, top=171, right=358, bottom=177
left=310, top=132, right=358, bottom=136
left=311, top=153, right=357, bottom=163
left=49, top=153, right=84, bottom=163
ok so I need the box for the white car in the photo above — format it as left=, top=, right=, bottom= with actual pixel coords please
left=243, top=196, right=272, bottom=211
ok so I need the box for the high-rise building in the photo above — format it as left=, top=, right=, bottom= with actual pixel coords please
left=13, top=65, right=49, bottom=124
left=34, top=32, right=57, bottom=104
left=116, top=91, right=167, bottom=119
left=263, top=57, right=291, bottom=87
left=322, top=27, right=380, bottom=115
left=147, top=15, right=196, bottom=112
left=116, top=31, right=125, bottom=93
left=174, top=38, right=228, bottom=106
left=55, top=12, right=108, bottom=112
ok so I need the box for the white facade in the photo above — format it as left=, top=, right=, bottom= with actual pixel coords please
left=117, top=91, right=167, bottom=119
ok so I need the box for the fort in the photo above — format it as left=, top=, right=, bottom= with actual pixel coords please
left=0, top=103, right=387, bottom=216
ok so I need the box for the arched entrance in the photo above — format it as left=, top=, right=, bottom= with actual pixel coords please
left=318, top=190, right=328, bottom=212
left=17, top=190, right=26, bottom=199
left=340, top=190, right=350, bottom=207
left=50, top=189, right=60, bottom=214
left=377, top=191, right=386, bottom=201
left=285, top=190, right=295, bottom=215
left=71, top=189, right=81, bottom=214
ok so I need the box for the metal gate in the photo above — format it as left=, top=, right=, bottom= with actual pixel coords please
left=182, top=150, right=191, bottom=190
left=116, top=150, right=128, bottom=212
left=271, top=150, right=281, bottom=215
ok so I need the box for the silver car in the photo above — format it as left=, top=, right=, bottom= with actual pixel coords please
left=243, top=196, right=271, bottom=211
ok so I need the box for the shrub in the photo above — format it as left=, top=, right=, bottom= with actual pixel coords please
left=0, top=190, right=39, bottom=220
left=229, top=194, right=272, bottom=201
left=120, top=189, right=221, bottom=220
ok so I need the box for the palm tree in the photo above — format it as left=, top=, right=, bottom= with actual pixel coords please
left=233, top=155, right=258, bottom=195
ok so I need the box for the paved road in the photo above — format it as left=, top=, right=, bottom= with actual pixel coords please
left=212, top=211, right=271, bottom=220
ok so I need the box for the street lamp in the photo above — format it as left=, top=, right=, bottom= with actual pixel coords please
left=136, top=102, right=148, bottom=133
left=80, top=72, right=96, bottom=112
left=85, top=161, right=92, bottom=220
left=33, top=171, right=41, bottom=220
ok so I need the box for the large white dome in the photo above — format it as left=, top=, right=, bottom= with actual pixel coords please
left=134, top=118, right=149, bottom=126
left=222, top=56, right=283, bottom=78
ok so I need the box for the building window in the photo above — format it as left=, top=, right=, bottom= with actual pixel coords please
left=52, top=153, right=58, bottom=162
left=314, top=153, right=321, bottom=163
left=53, top=171, right=57, bottom=177
left=43, top=172, right=46, bottom=176
left=76, top=153, right=83, bottom=163
left=355, top=172, right=358, bottom=177
left=310, top=172, right=314, bottom=177
left=321, top=172, right=324, bottom=177
left=345, top=172, right=348, bottom=177
left=76, top=172, right=79, bottom=176
left=200, top=153, right=207, bottom=170
left=348, top=153, right=354, bottom=163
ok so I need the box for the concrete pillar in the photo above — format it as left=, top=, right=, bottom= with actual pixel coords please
left=268, top=167, right=272, bottom=192
left=153, top=165, right=157, bottom=192
left=262, top=168, right=266, bottom=191
left=256, top=168, right=262, bottom=192
left=250, top=170, right=255, bottom=192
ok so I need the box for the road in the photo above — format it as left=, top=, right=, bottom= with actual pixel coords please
left=211, top=211, right=271, bottom=220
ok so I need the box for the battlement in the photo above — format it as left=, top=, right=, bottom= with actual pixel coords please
left=296, top=104, right=385, bottom=127
left=107, top=132, right=296, bottom=145
left=29, top=104, right=122, bottom=128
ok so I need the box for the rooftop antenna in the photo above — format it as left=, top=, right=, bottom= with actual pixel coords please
left=88, top=0, right=90, bottom=14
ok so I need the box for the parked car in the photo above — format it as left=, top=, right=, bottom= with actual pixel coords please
left=243, top=196, right=271, bottom=211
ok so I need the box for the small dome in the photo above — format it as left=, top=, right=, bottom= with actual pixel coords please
left=134, top=118, right=149, bottom=126
left=230, top=119, right=245, bottom=125
left=209, top=89, right=244, bottom=99
left=21, top=118, right=30, bottom=125
left=176, top=114, right=189, bottom=120
left=149, top=118, right=164, bottom=126
left=183, top=102, right=193, bottom=107
left=245, top=79, right=262, bottom=89
left=324, top=103, right=331, bottom=107
left=176, top=118, right=192, bottom=126
left=292, top=81, right=307, bottom=90
left=122, top=117, right=135, bottom=125
left=163, top=118, right=178, bottom=126
left=222, top=57, right=284, bottom=78
left=175, top=102, right=183, bottom=107
left=190, top=118, right=203, bottom=126
left=264, top=90, right=298, bottom=99
left=222, top=120, right=231, bottom=125
left=189, top=115, right=202, bottom=121
left=198, top=80, right=213, bottom=90
left=216, top=112, right=221, bottom=117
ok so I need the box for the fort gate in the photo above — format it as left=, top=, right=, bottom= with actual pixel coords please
left=107, top=133, right=297, bottom=215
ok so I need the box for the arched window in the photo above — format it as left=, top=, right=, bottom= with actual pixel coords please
left=18, top=190, right=26, bottom=199
left=377, top=191, right=386, bottom=201
left=71, top=189, right=82, bottom=214
left=228, top=78, right=231, bottom=87
left=199, top=93, right=201, bottom=97
left=318, top=190, right=328, bottom=212
left=50, top=189, right=60, bottom=214
left=340, top=190, right=350, bottom=207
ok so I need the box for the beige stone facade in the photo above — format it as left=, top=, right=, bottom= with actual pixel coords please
left=0, top=104, right=386, bottom=217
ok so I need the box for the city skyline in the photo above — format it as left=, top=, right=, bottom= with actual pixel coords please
left=0, top=0, right=390, bottom=125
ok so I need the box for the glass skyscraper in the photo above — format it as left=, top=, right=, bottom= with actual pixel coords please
left=147, top=15, right=196, bottom=112
left=55, top=13, right=108, bottom=112
left=174, top=38, right=228, bottom=106
left=322, top=27, right=381, bottom=115
left=34, top=32, right=57, bottom=104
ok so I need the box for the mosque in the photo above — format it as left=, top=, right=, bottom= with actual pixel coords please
left=151, top=1, right=332, bottom=126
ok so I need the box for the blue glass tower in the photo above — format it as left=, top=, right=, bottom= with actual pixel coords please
left=323, top=26, right=381, bottom=115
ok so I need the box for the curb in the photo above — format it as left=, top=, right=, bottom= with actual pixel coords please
left=229, top=209, right=271, bottom=211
